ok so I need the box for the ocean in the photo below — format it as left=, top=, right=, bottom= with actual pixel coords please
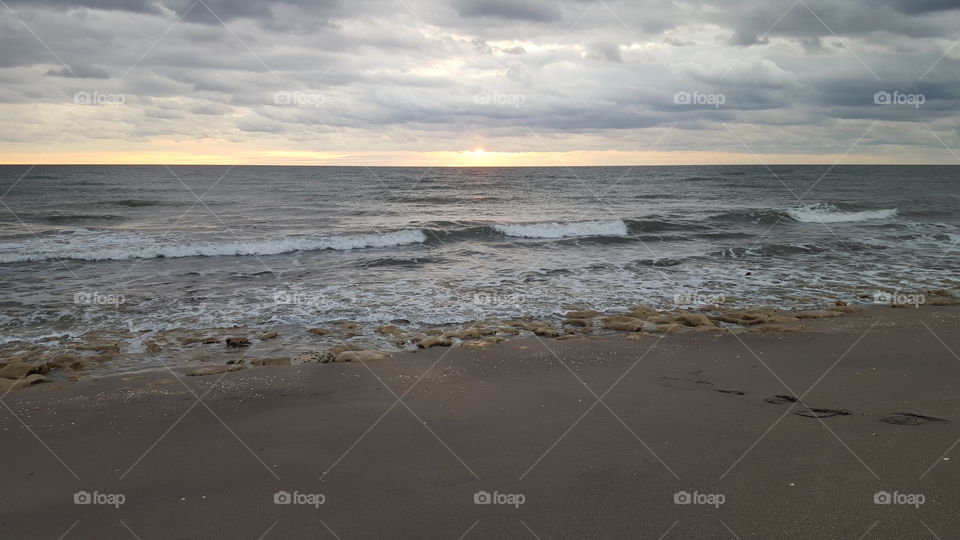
left=1, top=165, right=957, bottom=371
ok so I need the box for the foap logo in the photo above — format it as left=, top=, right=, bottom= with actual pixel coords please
left=673, top=291, right=725, bottom=307
left=473, top=490, right=525, bottom=508
left=874, top=491, right=925, bottom=508
left=873, top=90, right=925, bottom=108
left=474, top=90, right=526, bottom=109
left=273, top=91, right=325, bottom=108
left=74, top=490, right=125, bottom=508
left=471, top=291, right=527, bottom=308
left=73, top=91, right=126, bottom=106
left=873, top=290, right=925, bottom=308
left=674, top=490, right=726, bottom=508
left=273, top=290, right=324, bottom=307
left=274, top=490, right=325, bottom=508
left=673, top=90, right=725, bottom=108
left=74, top=291, right=125, bottom=307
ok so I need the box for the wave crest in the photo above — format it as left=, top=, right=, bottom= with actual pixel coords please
left=0, top=229, right=427, bottom=263
left=493, top=220, right=628, bottom=239
left=786, top=204, right=898, bottom=223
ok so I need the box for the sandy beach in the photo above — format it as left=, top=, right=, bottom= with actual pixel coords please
left=2, top=305, right=958, bottom=539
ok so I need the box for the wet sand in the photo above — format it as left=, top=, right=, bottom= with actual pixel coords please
left=2, top=306, right=959, bottom=539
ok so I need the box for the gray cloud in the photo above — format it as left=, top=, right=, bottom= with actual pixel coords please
left=453, top=0, right=562, bottom=22
left=0, top=0, right=959, bottom=159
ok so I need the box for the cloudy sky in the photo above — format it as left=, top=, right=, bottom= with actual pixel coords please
left=1, top=0, right=959, bottom=165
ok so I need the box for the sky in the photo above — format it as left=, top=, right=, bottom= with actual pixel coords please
left=0, top=0, right=959, bottom=166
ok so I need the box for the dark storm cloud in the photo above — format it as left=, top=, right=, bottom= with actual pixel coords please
left=453, top=0, right=562, bottom=22
left=881, top=0, right=960, bottom=15
left=3, top=0, right=158, bottom=13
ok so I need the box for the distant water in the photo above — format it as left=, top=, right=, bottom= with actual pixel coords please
left=0, top=165, right=957, bottom=357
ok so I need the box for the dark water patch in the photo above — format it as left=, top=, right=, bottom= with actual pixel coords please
left=713, top=243, right=830, bottom=258
left=708, top=208, right=784, bottom=225
left=358, top=257, right=442, bottom=268
left=111, top=199, right=166, bottom=207
left=626, top=219, right=711, bottom=233
left=43, top=214, right=127, bottom=223
left=630, top=257, right=688, bottom=267
left=556, top=235, right=641, bottom=246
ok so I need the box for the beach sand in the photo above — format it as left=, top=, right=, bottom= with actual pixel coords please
left=2, top=305, right=959, bottom=538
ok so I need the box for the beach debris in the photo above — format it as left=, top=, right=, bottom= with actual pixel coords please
left=225, top=337, right=250, bottom=348
left=307, top=328, right=328, bottom=335
left=565, top=310, right=599, bottom=319
left=259, top=331, right=279, bottom=340
left=835, top=300, right=848, bottom=306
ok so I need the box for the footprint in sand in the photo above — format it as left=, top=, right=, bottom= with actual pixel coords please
left=879, top=412, right=948, bottom=425
left=764, top=394, right=798, bottom=405
left=764, top=394, right=851, bottom=418
left=658, top=376, right=714, bottom=392
left=659, top=374, right=746, bottom=395
left=795, top=407, right=851, bottom=418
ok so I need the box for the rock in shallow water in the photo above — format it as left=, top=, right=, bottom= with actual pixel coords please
left=673, top=313, right=715, bottom=327
left=0, top=374, right=49, bottom=392
left=334, top=350, right=391, bottom=363
left=418, top=337, right=453, bottom=349
left=225, top=337, right=250, bottom=348
left=186, top=365, right=246, bottom=376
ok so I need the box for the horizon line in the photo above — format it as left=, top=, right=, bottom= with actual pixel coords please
left=1, top=162, right=957, bottom=167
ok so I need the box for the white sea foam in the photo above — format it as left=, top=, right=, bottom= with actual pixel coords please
left=493, top=220, right=628, bottom=238
left=0, top=229, right=427, bottom=263
left=786, top=204, right=898, bottom=223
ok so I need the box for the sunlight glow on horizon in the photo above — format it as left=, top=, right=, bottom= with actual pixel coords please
left=0, top=147, right=929, bottom=167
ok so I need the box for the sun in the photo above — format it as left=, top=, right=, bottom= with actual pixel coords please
left=470, top=148, right=486, bottom=157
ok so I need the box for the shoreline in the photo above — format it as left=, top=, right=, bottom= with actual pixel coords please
left=2, top=303, right=959, bottom=537
left=2, top=293, right=959, bottom=389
